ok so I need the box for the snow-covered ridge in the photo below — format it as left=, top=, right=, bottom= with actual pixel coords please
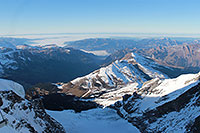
left=137, top=72, right=200, bottom=112
left=115, top=72, right=200, bottom=115
left=71, top=52, right=168, bottom=87
left=0, top=79, right=25, bottom=98
left=62, top=52, right=171, bottom=106
left=0, top=79, right=65, bottom=132
left=113, top=72, right=200, bottom=132
left=129, top=53, right=168, bottom=78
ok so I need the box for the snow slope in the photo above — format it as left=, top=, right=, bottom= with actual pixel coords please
left=116, top=72, right=200, bottom=116
left=140, top=72, right=200, bottom=111
left=148, top=98, right=200, bottom=132
left=0, top=79, right=25, bottom=98
left=0, top=126, right=18, bottom=133
left=113, top=72, right=200, bottom=132
left=47, top=108, right=140, bottom=133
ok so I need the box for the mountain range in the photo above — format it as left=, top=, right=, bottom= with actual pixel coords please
left=0, top=43, right=102, bottom=88
left=0, top=37, right=200, bottom=132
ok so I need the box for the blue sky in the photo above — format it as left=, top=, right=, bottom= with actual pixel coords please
left=0, top=0, right=200, bottom=35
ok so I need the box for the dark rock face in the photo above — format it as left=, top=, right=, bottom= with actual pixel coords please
left=25, top=82, right=61, bottom=100
left=0, top=90, right=65, bottom=132
left=41, top=93, right=99, bottom=112
left=31, top=99, right=66, bottom=132
left=187, top=115, right=200, bottom=133
left=25, top=82, right=99, bottom=112
left=122, top=94, right=132, bottom=101
left=0, top=97, right=3, bottom=106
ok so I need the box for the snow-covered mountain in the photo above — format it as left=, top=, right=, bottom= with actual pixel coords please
left=112, top=72, right=200, bottom=132
left=60, top=52, right=175, bottom=106
left=0, top=43, right=102, bottom=86
left=0, top=78, right=65, bottom=132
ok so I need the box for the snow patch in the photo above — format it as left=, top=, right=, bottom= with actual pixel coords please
left=0, top=79, right=25, bottom=98
left=80, top=49, right=110, bottom=56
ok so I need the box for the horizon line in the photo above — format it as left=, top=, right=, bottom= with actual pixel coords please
left=1, top=32, right=200, bottom=36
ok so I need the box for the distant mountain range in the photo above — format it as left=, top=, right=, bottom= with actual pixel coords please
left=104, top=39, right=200, bottom=74
left=64, top=37, right=200, bottom=54
left=65, top=37, right=200, bottom=73
left=132, top=44, right=200, bottom=69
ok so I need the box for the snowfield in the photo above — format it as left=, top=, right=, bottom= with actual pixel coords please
left=47, top=108, right=140, bottom=133
left=0, top=79, right=25, bottom=98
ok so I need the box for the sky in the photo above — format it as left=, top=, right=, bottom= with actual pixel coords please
left=0, top=0, right=200, bottom=35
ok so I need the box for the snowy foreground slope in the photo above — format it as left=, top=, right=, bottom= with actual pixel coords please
left=61, top=52, right=172, bottom=106
left=0, top=79, right=25, bottom=98
left=0, top=79, right=65, bottom=132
